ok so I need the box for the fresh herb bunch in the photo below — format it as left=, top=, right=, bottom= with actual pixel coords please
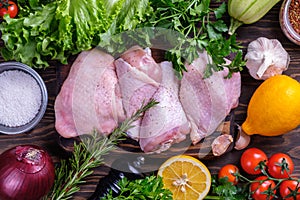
left=140, top=0, right=245, bottom=77
left=44, top=100, right=158, bottom=200
left=101, top=175, right=173, bottom=200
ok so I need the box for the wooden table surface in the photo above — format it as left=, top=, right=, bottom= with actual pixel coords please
left=1, top=1, right=300, bottom=199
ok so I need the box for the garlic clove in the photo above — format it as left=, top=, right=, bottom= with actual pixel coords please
left=234, top=125, right=251, bottom=150
left=245, top=37, right=290, bottom=80
left=211, top=134, right=233, bottom=156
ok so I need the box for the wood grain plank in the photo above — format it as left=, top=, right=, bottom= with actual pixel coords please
left=0, top=1, right=300, bottom=199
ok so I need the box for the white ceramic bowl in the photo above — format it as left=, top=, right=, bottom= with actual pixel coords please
left=0, top=62, right=48, bottom=134
left=279, top=0, right=300, bottom=45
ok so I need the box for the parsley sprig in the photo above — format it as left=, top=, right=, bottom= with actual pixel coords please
left=99, top=0, right=245, bottom=78
left=140, top=0, right=245, bottom=77
left=101, top=176, right=173, bottom=200
left=205, top=175, right=248, bottom=200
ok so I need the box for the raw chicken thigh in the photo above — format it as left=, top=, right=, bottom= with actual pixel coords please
left=139, top=62, right=190, bottom=153
left=120, top=46, right=162, bottom=83
left=180, top=51, right=241, bottom=144
left=54, top=46, right=241, bottom=154
left=54, top=48, right=124, bottom=138
left=221, top=66, right=241, bottom=111
left=115, top=46, right=162, bottom=139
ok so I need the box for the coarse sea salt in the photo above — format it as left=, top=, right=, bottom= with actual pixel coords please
left=0, top=70, right=42, bottom=127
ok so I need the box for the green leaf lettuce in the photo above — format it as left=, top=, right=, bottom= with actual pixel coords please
left=0, top=0, right=151, bottom=68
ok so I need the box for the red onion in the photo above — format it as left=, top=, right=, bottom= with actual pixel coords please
left=0, top=145, right=55, bottom=200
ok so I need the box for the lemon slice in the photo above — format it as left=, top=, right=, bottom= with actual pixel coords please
left=158, top=155, right=211, bottom=200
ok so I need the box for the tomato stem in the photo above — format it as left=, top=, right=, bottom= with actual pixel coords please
left=234, top=171, right=300, bottom=199
left=0, top=0, right=10, bottom=9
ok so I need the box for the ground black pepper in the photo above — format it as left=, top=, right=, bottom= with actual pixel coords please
left=289, top=0, right=300, bottom=34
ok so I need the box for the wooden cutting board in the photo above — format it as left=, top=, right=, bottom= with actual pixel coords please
left=57, top=52, right=238, bottom=175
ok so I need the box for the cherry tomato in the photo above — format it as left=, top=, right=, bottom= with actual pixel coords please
left=0, top=1, right=18, bottom=18
left=218, top=164, right=239, bottom=185
left=267, top=153, right=294, bottom=179
left=250, top=176, right=276, bottom=200
left=279, top=179, right=300, bottom=200
left=240, top=148, right=268, bottom=175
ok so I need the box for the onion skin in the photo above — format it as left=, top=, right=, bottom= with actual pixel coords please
left=0, top=145, right=55, bottom=200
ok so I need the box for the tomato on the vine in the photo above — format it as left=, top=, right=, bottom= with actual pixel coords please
left=240, top=148, right=268, bottom=175
left=267, top=153, right=294, bottom=179
left=218, top=164, right=239, bottom=185
left=250, top=176, right=276, bottom=200
left=0, top=1, right=18, bottom=18
left=280, top=179, right=300, bottom=200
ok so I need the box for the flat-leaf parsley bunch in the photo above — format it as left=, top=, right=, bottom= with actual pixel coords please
left=140, top=0, right=245, bottom=77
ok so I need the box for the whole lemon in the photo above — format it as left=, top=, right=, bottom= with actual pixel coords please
left=242, top=75, right=300, bottom=136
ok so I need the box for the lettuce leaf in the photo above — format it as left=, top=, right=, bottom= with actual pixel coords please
left=0, top=3, right=58, bottom=67
left=106, top=0, right=152, bottom=33
left=0, top=0, right=151, bottom=68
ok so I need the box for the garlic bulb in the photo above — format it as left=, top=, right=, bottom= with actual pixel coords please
left=245, top=37, right=290, bottom=80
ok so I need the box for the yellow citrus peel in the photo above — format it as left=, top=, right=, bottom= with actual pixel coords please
left=242, top=75, right=300, bottom=136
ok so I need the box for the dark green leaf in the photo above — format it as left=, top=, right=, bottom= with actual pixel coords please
left=207, top=24, right=222, bottom=40
left=208, top=175, right=249, bottom=200
left=214, top=2, right=226, bottom=19
left=212, top=20, right=228, bottom=33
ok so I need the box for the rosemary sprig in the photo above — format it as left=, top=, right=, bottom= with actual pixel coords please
left=45, top=99, right=158, bottom=200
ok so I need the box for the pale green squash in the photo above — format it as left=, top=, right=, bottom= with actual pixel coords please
left=228, top=0, right=281, bottom=35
